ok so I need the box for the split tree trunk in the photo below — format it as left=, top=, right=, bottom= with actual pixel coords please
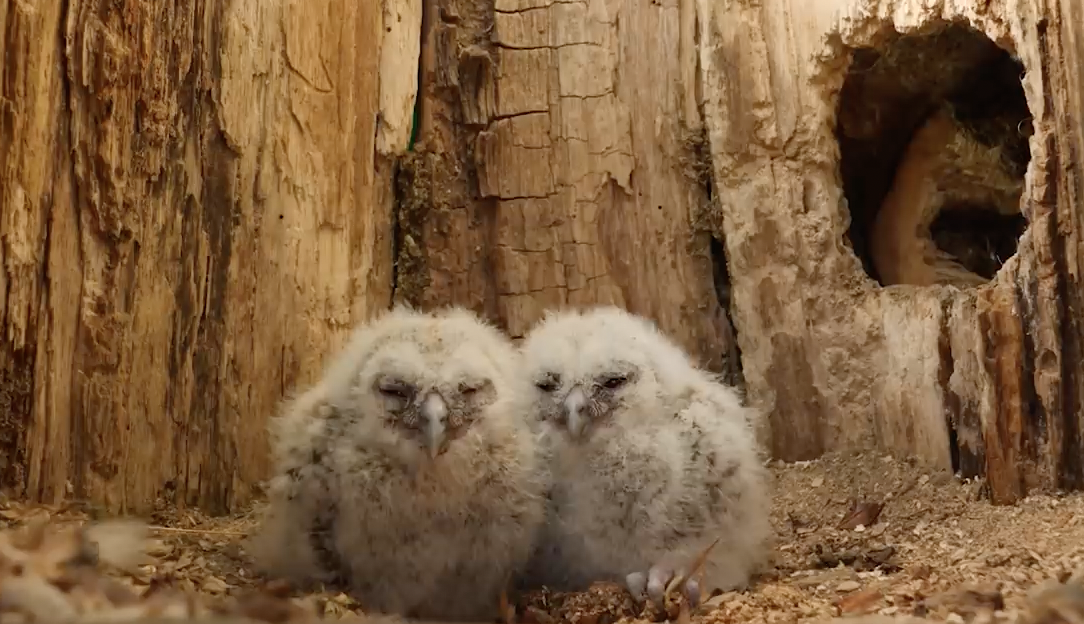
left=697, top=0, right=1084, bottom=503
left=399, top=0, right=743, bottom=385
left=407, top=0, right=1084, bottom=504
left=0, top=0, right=415, bottom=513
left=3, top=0, right=1082, bottom=513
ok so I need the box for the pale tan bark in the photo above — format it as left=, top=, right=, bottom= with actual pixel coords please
left=697, top=0, right=1084, bottom=502
left=871, top=108, right=1023, bottom=288
left=402, top=0, right=741, bottom=378
left=4, top=0, right=1082, bottom=513
left=0, top=0, right=414, bottom=513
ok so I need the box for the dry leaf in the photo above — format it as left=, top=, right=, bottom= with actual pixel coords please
left=522, top=605, right=555, bottom=624
left=202, top=575, right=230, bottom=594
left=500, top=588, right=516, bottom=624
left=676, top=598, right=692, bottom=624
left=838, top=501, right=884, bottom=530
left=664, top=537, right=721, bottom=605
left=0, top=575, right=79, bottom=620
left=837, top=586, right=884, bottom=614
left=0, top=513, right=331, bottom=624
left=1023, top=580, right=1084, bottom=624
left=700, top=592, right=736, bottom=610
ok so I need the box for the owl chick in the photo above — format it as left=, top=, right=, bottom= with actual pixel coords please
left=247, top=306, right=549, bottom=621
left=519, top=306, right=771, bottom=608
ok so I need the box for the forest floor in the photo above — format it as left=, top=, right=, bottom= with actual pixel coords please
left=5, top=451, right=1084, bottom=623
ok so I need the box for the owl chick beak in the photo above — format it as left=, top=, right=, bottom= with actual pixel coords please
left=421, top=392, right=448, bottom=458
left=562, top=385, right=588, bottom=440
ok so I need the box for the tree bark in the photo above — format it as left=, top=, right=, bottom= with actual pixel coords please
left=399, top=0, right=744, bottom=386
left=0, top=0, right=413, bottom=513
left=4, top=0, right=1082, bottom=513
left=697, top=0, right=1084, bottom=502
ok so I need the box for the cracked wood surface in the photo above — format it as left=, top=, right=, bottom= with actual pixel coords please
left=0, top=0, right=413, bottom=513
left=697, top=0, right=1084, bottom=502
left=3, top=0, right=1082, bottom=513
left=402, top=0, right=740, bottom=378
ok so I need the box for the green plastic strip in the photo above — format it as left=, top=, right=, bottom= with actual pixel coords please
left=407, top=90, right=421, bottom=152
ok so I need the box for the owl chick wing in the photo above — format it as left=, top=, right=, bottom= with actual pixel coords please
left=550, top=396, right=770, bottom=604
left=556, top=427, right=687, bottom=585
left=245, top=383, right=343, bottom=589
left=663, top=384, right=773, bottom=595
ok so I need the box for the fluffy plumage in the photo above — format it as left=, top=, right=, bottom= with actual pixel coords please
left=518, top=306, right=771, bottom=606
left=247, top=306, right=549, bottom=621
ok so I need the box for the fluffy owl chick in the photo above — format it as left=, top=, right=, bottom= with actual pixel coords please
left=519, top=306, right=771, bottom=608
left=247, top=306, right=549, bottom=621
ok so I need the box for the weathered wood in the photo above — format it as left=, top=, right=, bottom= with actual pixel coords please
left=0, top=0, right=414, bottom=513
left=870, top=107, right=1024, bottom=288
left=4, top=0, right=1081, bottom=512
left=697, top=0, right=1084, bottom=501
left=398, top=0, right=744, bottom=386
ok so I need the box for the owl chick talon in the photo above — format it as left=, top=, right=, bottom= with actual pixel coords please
left=625, top=572, right=648, bottom=602
left=646, top=564, right=676, bottom=607
left=683, top=577, right=701, bottom=609
left=645, top=564, right=699, bottom=609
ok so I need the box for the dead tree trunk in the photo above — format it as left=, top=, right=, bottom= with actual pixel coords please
left=398, top=0, right=744, bottom=387
left=697, top=0, right=1084, bottom=502
left=392, top=0, right=1084, bottom=502
left=4, top=0, right=1079, bottom=513
left=0, top=0, right=411, bottom=513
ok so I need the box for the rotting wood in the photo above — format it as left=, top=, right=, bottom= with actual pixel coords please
left=1, top=0, right=415, bottom=513
left=697, top=0, right=1084, bottom=501
left=399, top=0, right=744, bottom=390
left=1039, top=0, right=1084, bottom=495
left=870, top=107, right=1026, bottom=288
left=3, top=0, right=1080, bottom=512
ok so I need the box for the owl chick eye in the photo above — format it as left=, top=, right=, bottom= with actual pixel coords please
left=459, top=380, right=486, bottom=396
left=601, top=374, right=629, bottom=390
left=535, top=373, right=560, bottom=393
left=377, top=379, right=414, bottom=400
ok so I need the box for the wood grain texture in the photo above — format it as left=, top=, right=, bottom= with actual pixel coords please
left=697, top=0, right=1084, bottom=502
left=0, top=0, right=412, bottom=513
left=3, top=0, right=1082, bottom=512
left=399, top=0, right=741, bottom=377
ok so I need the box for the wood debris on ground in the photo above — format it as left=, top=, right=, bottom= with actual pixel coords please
left=5, top=452, right=1084, bottom=624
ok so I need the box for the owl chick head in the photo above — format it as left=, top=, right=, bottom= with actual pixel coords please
left=321, top=305, right=525, bottom=465
left=520, top=306, right=696, bottom=441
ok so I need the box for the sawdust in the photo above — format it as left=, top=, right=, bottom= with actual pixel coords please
left=6, top=452, right=1084, bottom=623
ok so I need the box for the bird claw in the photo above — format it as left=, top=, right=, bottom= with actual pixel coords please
left=625, top=565, right=700, bottom=610
left=679, top=576, right=701, bottom=609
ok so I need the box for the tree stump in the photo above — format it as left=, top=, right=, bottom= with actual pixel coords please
left=697, top=0, right=1084, bottom=502
left=2, top=0, right=1081, bottom=512
left=399, top=0, right=744, bottom=387
left=0, top=0, right=416, bottom=513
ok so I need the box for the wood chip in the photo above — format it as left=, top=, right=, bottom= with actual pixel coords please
left=837, top=586, right=884, bottom=614
left=7, top=451, right=1084, bottom=624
